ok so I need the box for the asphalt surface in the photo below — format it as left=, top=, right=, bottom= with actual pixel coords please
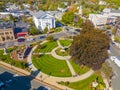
left=109, top=43, right=120, bottom=90
left=0, top=29, right=80, bottom=48
left=0, top=65, right=54, bottom=90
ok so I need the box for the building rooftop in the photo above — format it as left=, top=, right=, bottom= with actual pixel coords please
left=33, top=10, right=56, bottom=19
left=111, top=9, right=120, bottom=13
left=33, top=10, right=46, bottom=19
left=0, top=20, right=13, bottom=30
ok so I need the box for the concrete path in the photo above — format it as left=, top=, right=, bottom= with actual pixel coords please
left=27, top=41, right=94, bottom=89
left=57, top=40, right=63, bottom=48
left=66, top=60, right=76, bottom=76
left=33, top=52, right=51, bottom=55
left=57, top=40, right=71, bottom=49
left=0, top=40, right=94, bottom=90
left=51, top=47, right=71, bottom=60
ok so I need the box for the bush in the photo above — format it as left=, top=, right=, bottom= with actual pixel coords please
left=114, top=36, right=120, bottom=42
left=111, top=28, right=116, bottom=34
left=44, top=27, right=48, bottom=33
left=106, top=25, right=111, bottom=29
left=46, top=35, right=54, bottom=41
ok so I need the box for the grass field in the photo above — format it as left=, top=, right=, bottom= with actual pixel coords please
left=32, top=55, right=72, bottom=77
left=70, top=61, right=90, bottom=75
left=34, top=41, right=57, bottom=53
left=59, top=40, right=72, bottom=47
left=60, top=73, right=105, bottom=90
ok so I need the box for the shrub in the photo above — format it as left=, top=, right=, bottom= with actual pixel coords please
left=46, top=35, right=54, bottom=41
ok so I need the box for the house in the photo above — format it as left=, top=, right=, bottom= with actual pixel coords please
left=57, top=7, right=68, bottom=12
left=0, top=12, right=10, bottom=19
left=6, top=4, right=20, bottom=12
left=99, top=1, right=107, bottom=5
left=33, top=10, right=56, bottom=31
left=46, top=11, right=63, bottom=20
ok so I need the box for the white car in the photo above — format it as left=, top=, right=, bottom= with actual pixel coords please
left=110, top=56, right=120, bottom=67
left=26, top=38, right=33, bottom=41
left=110, top=56, right=116, bottom=61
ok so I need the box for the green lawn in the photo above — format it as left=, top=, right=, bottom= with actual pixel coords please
left=60, top=73, right=105, bottom=90
left=55, top=48, right=69, bottom=56
left=32, top=55, right=72, bottom=77
left=0, top=48, right=26, bottom=69
left=55, top=27, right=62, bottom=32
left=34, top=41, right=58, bottom=53
left=59, top=40, right=72, bottom=47
left=70, top=61, right=90, bottom=74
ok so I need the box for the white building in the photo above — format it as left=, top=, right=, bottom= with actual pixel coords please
left=33, top=10, right=56, bottom=31
left=89, top=8, right=120, bottom=28
left=89, top=14, right=108, bottom=28
left=103, top=8, right=120, bottom=17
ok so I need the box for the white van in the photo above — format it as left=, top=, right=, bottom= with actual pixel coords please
left=110, top=56, right=120, bottom=67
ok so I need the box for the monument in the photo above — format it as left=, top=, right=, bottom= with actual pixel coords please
left=3, top=48, right=8, bottom=55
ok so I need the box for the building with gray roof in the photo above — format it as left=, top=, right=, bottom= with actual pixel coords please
left=33, top=10, right=56, bottom=31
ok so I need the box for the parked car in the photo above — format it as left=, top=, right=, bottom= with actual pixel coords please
left=40, top=35, right=46, bottom=39
left=110, top=56, right=116, bottom=61
left=110, top=56, right=120, bottom=67
left=17, top=38, right=25, bottom=42
left=26, top=38, right=33, bottom=41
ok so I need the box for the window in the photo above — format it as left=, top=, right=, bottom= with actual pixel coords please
left=10, top=32, right=12, bottom=34
left=1, top=37, right=5, bottom=41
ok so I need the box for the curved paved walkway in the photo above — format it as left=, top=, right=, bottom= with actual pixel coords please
left=51, top=47, right=71, bottom=60
left=27, top=40, right=94, bottom=90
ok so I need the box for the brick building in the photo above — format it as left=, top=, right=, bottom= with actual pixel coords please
left=0, top=28, right=15, bottom=42
left=0, top=20, right=15, bottom=42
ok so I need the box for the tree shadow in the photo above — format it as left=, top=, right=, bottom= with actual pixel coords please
left=41, top=45, right=47, bottom=49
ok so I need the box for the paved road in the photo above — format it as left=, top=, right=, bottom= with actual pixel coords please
left=0, top=30, right=79, bottom=49
left=0, top=65, right=54, bottom=90
left=110, top=43, right=120, bottom=56
left=109, top=43, right=120, bottom=90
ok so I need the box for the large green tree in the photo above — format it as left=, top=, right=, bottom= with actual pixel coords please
left=70, top=25, right=110, bottom=70
left=29, top=26, right=40, bottom=35
left=61, top=11, right=74, bottom=25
